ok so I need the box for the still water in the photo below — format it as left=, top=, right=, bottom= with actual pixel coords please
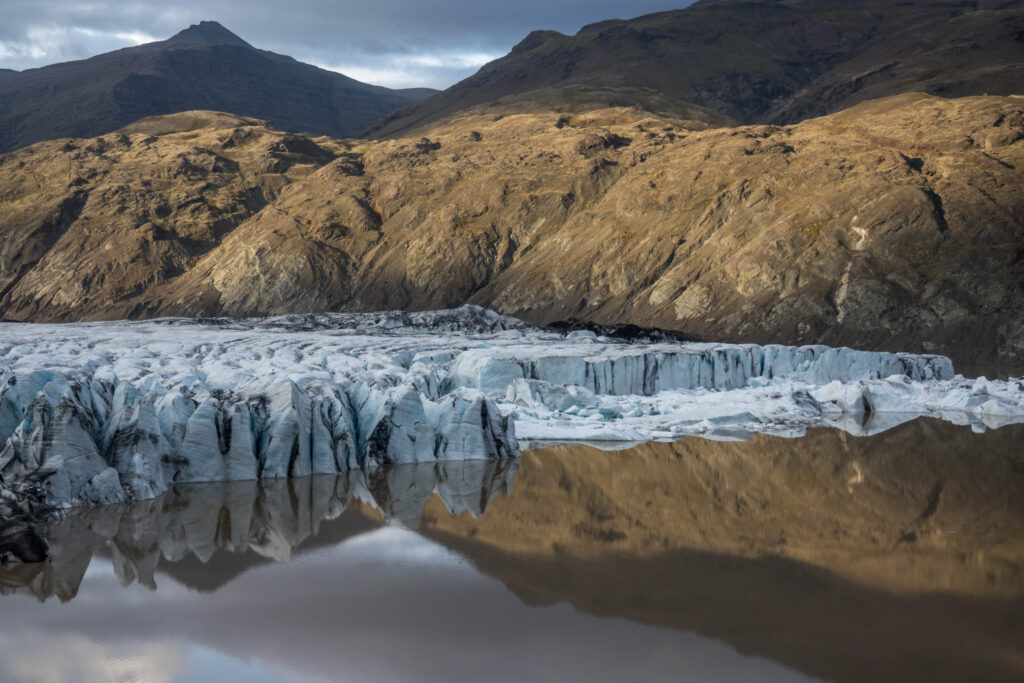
left=1, top=418, right=1022, bottom=682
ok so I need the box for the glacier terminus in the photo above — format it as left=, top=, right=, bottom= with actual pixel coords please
left=1, top=306, right=1022, bottom=515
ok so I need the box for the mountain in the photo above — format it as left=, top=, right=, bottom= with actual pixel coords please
left=1, top=93, right=1021, bottom=367
left=0, top=21, right=436, bottom=153
left=369, top=0, right=1024, bottom=137
left=0, top=69, right=16, bottom=81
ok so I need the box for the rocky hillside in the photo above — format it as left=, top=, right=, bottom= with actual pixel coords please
left=371, top=0, right=1024, bottom=137
left=0, top=93, right=1022, bottom=367
left=0, top=22, right=434, bottom=154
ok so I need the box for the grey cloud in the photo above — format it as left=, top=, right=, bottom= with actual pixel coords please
left=0, top=0, right=694, bottom=87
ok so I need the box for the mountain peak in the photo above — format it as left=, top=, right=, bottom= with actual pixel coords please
left=166, top=21, right=251, bottom=48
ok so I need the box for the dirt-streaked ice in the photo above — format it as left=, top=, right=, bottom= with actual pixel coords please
left=1, top=306, right=1021, bottom=511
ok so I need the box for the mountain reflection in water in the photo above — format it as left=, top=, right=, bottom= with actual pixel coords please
left=2, top=418, right=1023, bottom=683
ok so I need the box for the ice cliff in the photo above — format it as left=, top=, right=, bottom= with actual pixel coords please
left=1, top=306, right=1021, bottom=514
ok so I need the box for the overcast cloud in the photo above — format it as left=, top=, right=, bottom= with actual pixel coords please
left=0, top=0, right=694, bottom=88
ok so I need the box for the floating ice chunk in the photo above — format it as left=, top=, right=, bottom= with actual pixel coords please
left=811, top=381, right=873, bottom=413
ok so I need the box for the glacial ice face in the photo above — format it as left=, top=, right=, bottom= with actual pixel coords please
left=0, top=371, right=516, bottom=509
left=0, top=305, right=1021, bottom=513
left=448, top=343, right=954, bottom=395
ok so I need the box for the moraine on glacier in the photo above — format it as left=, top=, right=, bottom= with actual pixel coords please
left=1, top=306, right=1022, bottom=513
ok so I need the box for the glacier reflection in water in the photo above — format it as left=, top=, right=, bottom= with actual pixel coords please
left=7, top=459, right=520, bottom=602
left=2, top=419, right=1023, bottom=683
left=0, top=458, right=814, bottom=683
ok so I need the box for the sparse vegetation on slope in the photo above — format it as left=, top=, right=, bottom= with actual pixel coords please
left=1, top=94, right=1022, bottom=366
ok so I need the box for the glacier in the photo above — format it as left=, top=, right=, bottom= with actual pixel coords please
left=1, top=306, right=1022, bottom=519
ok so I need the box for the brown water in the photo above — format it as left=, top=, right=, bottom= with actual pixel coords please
left=1, top=418, right=1022, bottom=682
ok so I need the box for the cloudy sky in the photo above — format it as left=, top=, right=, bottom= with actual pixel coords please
left=0, top=1, right=694, bottom=89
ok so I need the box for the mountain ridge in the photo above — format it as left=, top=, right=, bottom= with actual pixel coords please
left=0, top=21, right=437, bottom=153
left=369, top=0, right=1024, bottom=137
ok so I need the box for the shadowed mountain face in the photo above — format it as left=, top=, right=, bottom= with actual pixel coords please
left=1, top=94, right=1022, bottom=367
left=0, top=69, right=16, bottom=81
left=370, top=0, right=1024, bottom=137
left=0, top=21, right=435, bottom=153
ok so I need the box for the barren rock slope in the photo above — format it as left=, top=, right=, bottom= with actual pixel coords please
left=371, top=0, right=1024, bottom=137
left=1, top=94, right=1022, bottom=367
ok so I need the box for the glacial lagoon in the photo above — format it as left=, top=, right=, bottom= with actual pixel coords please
left=2, top=419, right=1022, bottom=683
